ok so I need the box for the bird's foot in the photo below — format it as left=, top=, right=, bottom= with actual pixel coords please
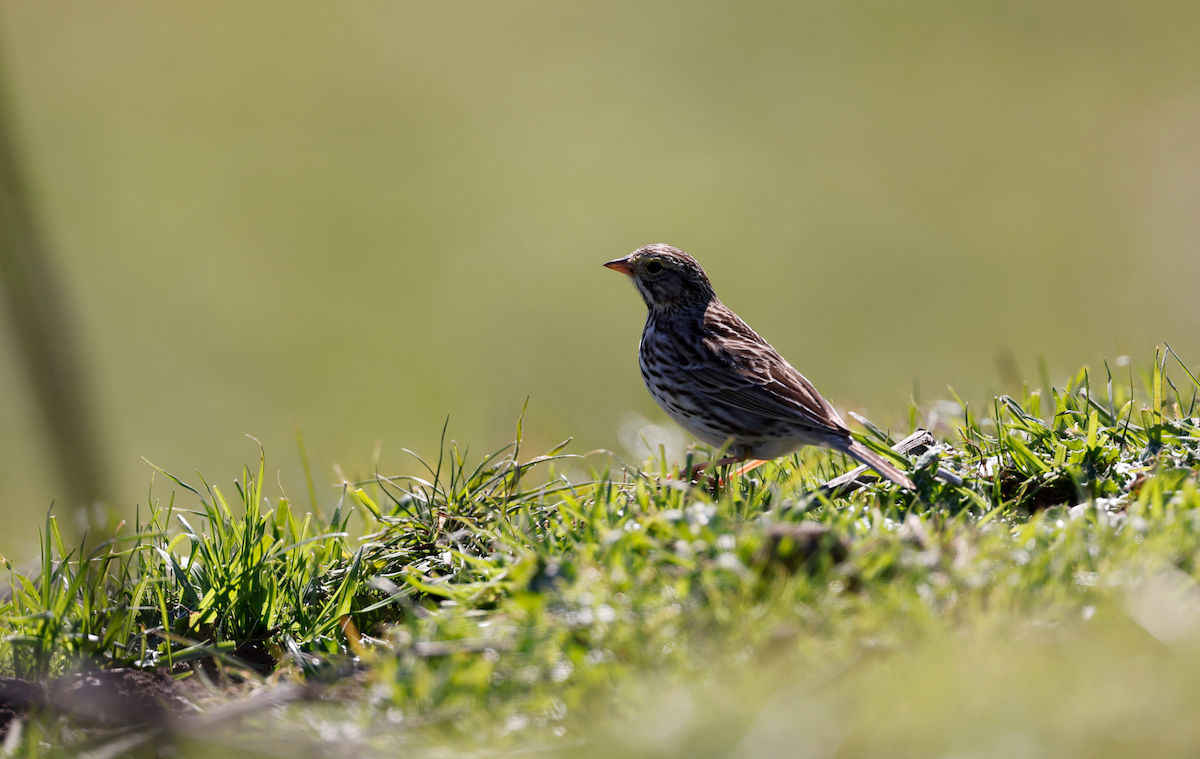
left=676, top=456, right=743, bottom=485
left=667, top=457, right=768, bottom=494
left=714, top=459, right=767, bottom=487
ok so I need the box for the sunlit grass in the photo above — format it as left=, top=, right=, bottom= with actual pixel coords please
left=4, top=347, right=1200, bottom=756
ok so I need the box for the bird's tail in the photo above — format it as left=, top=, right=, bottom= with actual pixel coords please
left=835, top=438, right=915, bottom=490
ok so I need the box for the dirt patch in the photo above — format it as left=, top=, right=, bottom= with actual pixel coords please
left=753, top=522, right=849, bottom=576
left=1, top=669, right=192, bottom=738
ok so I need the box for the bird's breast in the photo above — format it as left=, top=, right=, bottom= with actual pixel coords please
left=637, top=323, right=730, bottom=447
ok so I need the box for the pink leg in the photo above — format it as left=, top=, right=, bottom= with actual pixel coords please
left=712, top=459, right=768, bottom=487
left=733, top=459, right=767, bottom=477
left=680, top=455, right=743, bottom=482
left=696, top=455, right=744, bottom=471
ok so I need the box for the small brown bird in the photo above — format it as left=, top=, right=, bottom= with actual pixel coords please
left=604, top=243, right=914, bottom=489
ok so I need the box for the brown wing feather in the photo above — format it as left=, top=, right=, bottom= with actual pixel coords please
left=669, top=300, right=848, bottom=436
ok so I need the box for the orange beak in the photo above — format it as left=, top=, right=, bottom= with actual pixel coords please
left=603, top=257, right=634, bottom=276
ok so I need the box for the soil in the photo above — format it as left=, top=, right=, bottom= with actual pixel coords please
left=754, top=522, right=850, bottom=576
left=1, top=669, right=192, bottom=739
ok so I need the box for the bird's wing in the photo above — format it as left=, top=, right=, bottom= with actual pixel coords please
left=674, top=303, right=847, bottom=435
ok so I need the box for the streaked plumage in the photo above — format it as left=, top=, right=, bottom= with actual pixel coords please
left=604, top=243, right=913, bottom=489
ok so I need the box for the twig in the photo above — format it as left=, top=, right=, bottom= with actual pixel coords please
left=819, top=428, right=958, bottom=494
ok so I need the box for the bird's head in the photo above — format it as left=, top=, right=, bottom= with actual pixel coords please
left=604, top=244, right=715, bottom=309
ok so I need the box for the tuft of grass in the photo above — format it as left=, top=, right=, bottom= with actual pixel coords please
left=4, top=347, right=1200, bottom=756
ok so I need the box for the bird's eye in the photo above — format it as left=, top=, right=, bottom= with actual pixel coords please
left=645, top=261, right=664, bottom=275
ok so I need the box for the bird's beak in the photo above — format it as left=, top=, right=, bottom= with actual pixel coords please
left=603, top=257, right=634, bottom=276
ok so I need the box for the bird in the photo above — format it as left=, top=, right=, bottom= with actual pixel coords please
left=604, top=243, right=914, bottom=490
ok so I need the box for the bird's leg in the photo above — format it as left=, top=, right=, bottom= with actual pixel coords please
left=733, top=459, right=767, bottom=477
left=681, top=456, right=743, bottom=483
left=714, top=459, right=767, bottom=487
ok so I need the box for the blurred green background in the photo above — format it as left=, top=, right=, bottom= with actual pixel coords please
left=1, top=1, right=1199, bottom=560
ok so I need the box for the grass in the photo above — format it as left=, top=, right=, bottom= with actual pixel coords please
left=4, top=346, right=1200, bottom=757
